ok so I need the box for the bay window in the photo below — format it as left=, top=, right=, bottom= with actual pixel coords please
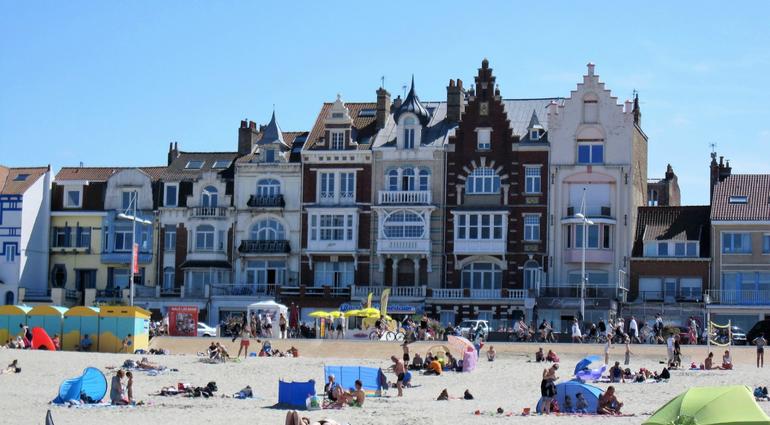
left=456, top=213, right=504, bottom=240
left=383, top=211, right=425, bottom=238
left=309, top=213, right=355, bottom=242
left=466, top=167, right=500, bottom=194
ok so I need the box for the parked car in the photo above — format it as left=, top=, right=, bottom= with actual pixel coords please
left=457, top=320, right=489, bottom=339
left=730, top=326, right=747, bottom=345
left=747, top=320, right=770, bottom=345
left=708, top=325, right=746, bottom=345
left=197, top=322, right=217, bottom=337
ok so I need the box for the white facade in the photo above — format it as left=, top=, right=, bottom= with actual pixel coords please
left=547, top=64, right=647, bottom=315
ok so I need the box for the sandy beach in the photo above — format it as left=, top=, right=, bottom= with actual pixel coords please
left=2, top=338, right=769, bottom=425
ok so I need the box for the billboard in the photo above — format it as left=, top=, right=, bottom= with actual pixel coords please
left=168, top=306, right=198, bottom=337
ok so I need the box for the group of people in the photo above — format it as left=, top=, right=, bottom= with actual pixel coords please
left=323, top=375, right=365, bottom=408
left=540, top=362, right=624, bottom=415
left=704, top=350, right=733, bottom=370
left=109, top=369, right=135, bottom=405
left=534, top=347, right=560, bottom=363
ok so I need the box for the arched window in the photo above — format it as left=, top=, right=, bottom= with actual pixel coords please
left=401, top=168, right=416, bottom=191
left=4, top=291, right=13, bottom=306
left=403, top=116, right=417, bottom=149
left=250, top=218, right=285, bottom=240
left=195, top=224, right=215, bottom=250
left=466, top=168, right=500, bottom=194
left=387, top=169, right=399, bottom=191
left=523, top=261, right=540, bottom=290
left=383, top=211, right=425, bottom=238
left=201, top=186, right=218, bottom=207
left=257, top=179, right=281, bottom=197
left=648, top=190, right=659, bottom=206
left=418, top=169, right=430, bottom=191
left=461, top=262, right=502, bottom=290
left=51, top=264, right=67, bottom=288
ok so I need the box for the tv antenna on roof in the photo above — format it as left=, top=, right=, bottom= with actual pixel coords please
left=380, top=76, right=385, bottom=89
left=709, top=142, right=717, bottom=153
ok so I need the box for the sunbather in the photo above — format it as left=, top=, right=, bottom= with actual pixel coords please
left=486, top=346, right=496, bottom=362
left=597, top=385, right=623, bottom=415
left=0, top=359, right=20, bottom=374
left=136, top=357, right=163, bottom=370
left=722, top=350, right=733, bottom=370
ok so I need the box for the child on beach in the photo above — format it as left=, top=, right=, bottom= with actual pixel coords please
left=126, top=371, right=134, bottom=403
left=624, top=338, right=632, bottom=365
left=722, top=350, right=733, bottom=370
left=486, top=346, right=496, bottom=361
left=535, top=347, right=545, bottom=362
left=575, top=392, right=588, bottom=413
left=563, top=394, right=574, bottom=413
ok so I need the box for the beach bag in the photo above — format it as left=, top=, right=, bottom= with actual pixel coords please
left=306, top=395, right=321, bottom=410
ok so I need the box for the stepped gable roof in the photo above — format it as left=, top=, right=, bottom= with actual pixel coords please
left=304, top=101, right=378, bottom=150
left=0, top=166, right=48, bottom=195
left=632, top=205, right=711, bottom=257
left=55, top=166, right=166, bottom=182
left=394, top=77, right=430, bottom=125
left=711, top=174, right=770, bottom=221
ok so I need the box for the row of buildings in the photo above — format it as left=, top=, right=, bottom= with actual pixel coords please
left=2, top=60, right=769, bottom=331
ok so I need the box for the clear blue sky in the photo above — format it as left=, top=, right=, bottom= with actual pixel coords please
left=2, top=1, right=769, bottom=204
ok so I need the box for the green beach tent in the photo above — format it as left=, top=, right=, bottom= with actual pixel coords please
left=644, top=385, right=770, bottom=425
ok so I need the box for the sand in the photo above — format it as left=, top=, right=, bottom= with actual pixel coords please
left=2, top=338, right=770, bottom=425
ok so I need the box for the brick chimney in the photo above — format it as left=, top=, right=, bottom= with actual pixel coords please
left=238, top=119, right=259, bottom=155
left=167, top=142, right=179, bottom=165
left=709, top=152, right=732, bottom=201
left=446, top=78, right=465, bottom=122
left=376, top=87, right=391, bottom=130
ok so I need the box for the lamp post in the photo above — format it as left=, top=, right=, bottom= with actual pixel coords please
left=117, top=190, right=152, bottom=306
left=575, top=188, right=594, bottom=323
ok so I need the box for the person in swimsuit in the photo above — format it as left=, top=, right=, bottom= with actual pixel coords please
left=754, top=334, right=767, bottom=368
left=110, top=370, right=128, bottom=405
left=609, top=361, right=625, bottom=383
left=540, top=364, right=559, bottom=414
left=338, top=380, right=365, bottom=407
left=598, top=385, right=623, bottom=415
left=402, top=342, right=410, bottom=363
left=391, top=355, right=405, bottom=397
left=237, top=326, right=250, bottom=359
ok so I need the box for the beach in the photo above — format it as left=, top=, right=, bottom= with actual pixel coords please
left=1, top=338, right=769, bottom=425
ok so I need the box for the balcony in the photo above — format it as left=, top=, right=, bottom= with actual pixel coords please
left=631, top=290, right=702, bottom=304
left=211, top=283, right=273, bottom=297
left=377, top=238, right=431, bottom=255
left=238, top=239, right=291, bottom=254
left=706, top=290, right=770, bottom=306
left=278, top=285, right=350, bottom=298
left=351, top=285, right=426, bottom=300
left=247, top=194, right=285, bottom=208
left=453, top=239, right=506, bottom=255
left=307, top=239, right=357, bottom=253
left=427, top=288, right=526, bottom=300
left=191, top=206, right=228, bottom=218
left=378, top=190, right=432, bottom=205
left=566, top=205, right=612, bottom=218
left=564, top=249, right=614, bottom=264
left=538, top=284, right=618, bottom=299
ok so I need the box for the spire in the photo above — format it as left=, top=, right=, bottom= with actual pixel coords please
left=394, top=75, right=430, bottom=125
left=258, top=110, right=287, bottom=148
left=632, top=91, right=641, bottom=126
left=527, top=110, right=544, bottom=131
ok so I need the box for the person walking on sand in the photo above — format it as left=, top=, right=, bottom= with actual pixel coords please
left=237, top=326, right=250, bottom=359
left=624, top=337, right=632, bottom=365
left=754, top=334, right=767, bottom=368
left=391, top=355, right=405, bottom=397
left=604, top=336, right=612, bottom=365
left=628, top=316, right=640, bottom=344
left=666, top=333, right=675, bottom=366
left=571, top=319, right=583, bottom=343
left=279, top=313, right=288, bottom=339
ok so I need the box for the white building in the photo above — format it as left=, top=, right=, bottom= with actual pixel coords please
left=545, top=63, right=647, bottom=329
left=0, top=166, right=51, bottom=305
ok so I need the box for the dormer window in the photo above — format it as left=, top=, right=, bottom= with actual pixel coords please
left=729, top=195, right=748, bottom=204
left=212, top=160, right=231, bottom=169
left=330, top=131, right=344, bottom=150
left=530, top=130, right=540, bottom=140
left=403, top=116, right=417, bottom=149
left=265, top=149, right=276, bottom=163
left=476, top=128, right=492, bottom=150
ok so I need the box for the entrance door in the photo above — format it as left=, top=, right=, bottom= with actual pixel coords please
left=266, top=269, right=276, bottom=295
left=396, top=259, right=415, bottom=287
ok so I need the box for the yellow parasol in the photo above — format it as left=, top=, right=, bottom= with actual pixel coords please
left=328, top=311, right=344, bottom=318
left=308, top=311, right=331, bottom=318
left=344, top=309, right=363, bottom=316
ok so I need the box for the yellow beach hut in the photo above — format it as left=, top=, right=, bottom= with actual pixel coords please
left=27, top=305, right=67, bottom=341
left=0, top=305, right=32, bottom=344
left=63, top=307, right=100, bottom=351
left=98, top=306, right=151, bottom=353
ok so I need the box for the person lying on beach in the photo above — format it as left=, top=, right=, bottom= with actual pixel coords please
left=336, top=380, right=365, bottom=408
left=597, top=386, right=623, bottom=415
left=487, top=346, right=496, bottom=362
left=0, top=360, right=20, bottom=374
left=722, top=350, right=733, bottom=370
left=135, top=357, right=163, bottom=370
left=755, top=387, right=769, bottom=401
left=110, top=370, right=129, bottom=405
left=535, top=347, right=545, bottom=362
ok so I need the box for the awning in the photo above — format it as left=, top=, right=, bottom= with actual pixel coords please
left=179, top=260, right=232, bottom=269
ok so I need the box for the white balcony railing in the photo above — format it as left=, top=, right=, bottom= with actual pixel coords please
left=191, top=206, right=228, bottom=218
left=507, top=289, right=526, bottom=299
left=378, top=190, right=431, bottom=204
left=430, top=288, right=464, bottom=299
left=470, top=289, right=499, bottom=299
left=351, top=285, right=426, bottom=299
left=706, top=290, right=770, bottom=306
left=377, top=238, right=431, bottom=254
left=453, top=239, right=506, bottom=255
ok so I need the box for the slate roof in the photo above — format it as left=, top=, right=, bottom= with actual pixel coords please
left=0, top=166, right=48, bottom=195
left=163, top=151, right=239, bottom=181
left=257, top=111, right=287, bottom=149
left=632, top=206, right=711, bottom=257
left=394, top=77, right=430, bottom=125
left=304, top=102, right=378, bottom=150
left=711, top=174, right=770, bottom=221
left=502, top=98, right=561, bottom=138
left=55, top=166, right=166, bottom=182
left=372, top=101, right=458, bottom=148
left=236, top=131, right=308, bottom=164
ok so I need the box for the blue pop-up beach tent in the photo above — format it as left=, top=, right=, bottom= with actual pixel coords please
left=52, top=367, right=107, bottom=404
left=278, top=380, right=316, bottom=409
left=536, top=381, right=603, bottom=414
left=324, top=366, right=387, bottom=394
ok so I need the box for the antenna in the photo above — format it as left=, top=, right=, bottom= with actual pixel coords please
left=709, top=142, right=717, bottom=153
left=402, top=83, right=407, bottom=98
left=380, top=76, right=385, bottom=89
left=632, top=88, right=638, bottom=98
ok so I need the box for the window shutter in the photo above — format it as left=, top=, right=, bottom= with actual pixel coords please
left=51, top=227, right=58, bottom=247
left=76, top=226, right=82, bottom=247
left=107, top=267, right=114, bottom=288
left=64, top=226, right=71, bottom=247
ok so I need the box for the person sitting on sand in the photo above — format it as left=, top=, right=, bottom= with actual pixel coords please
left=424, top=360, right=442, bottom=376
left=445, top=352, right=458, bottom=371
left=487, top=346, right=496, bottom=362
left=260, top=340, right=273, bottom=357
left=110, top=370, right=128, bottom=405
left=410, top=353, right=423, bottom=370
left=546, top=349, right=559, bottom=363
left=324, top=374, right=341, bottom=403
left=609, top=361, right=625, bottom=383
left=288, top=346, right=299, bottom=357
left=597, top=385, right=623, bottom=415
left=575, top=392, right=588, bottom=414
left=79, top=334, right=93, bottom=352
left=120, top=334, right=132, bottom=353
left=705, top=352, right=718, bottom=370
left=207, top=342, right=218, bottom=359
left=535, top=347, right=545, bottom=362
left=338, top=380, right=365, bottom=407
left=423, top=352, right=434, bottom=369
left=563, top=394, right=574, bottom=413
left=215, top=342, right=230, bottom=360
left=0, top=359, right=20, bottom=374
left=754, top=387, right=769, bottom=401
left=722, top=350, right=733, bottom=370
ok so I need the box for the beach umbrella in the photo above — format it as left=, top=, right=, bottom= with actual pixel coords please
left=644, top=385, right=770, bottom=425
left=308, top=311, right=330, bottom=318
left=289, top=304, right=299, bottom=328
left=574, top=355, right=602, bottom=376
left=328, top=311, right=344, bottom=318
left=359, top=308, right=381, bottom=316
left=345, top=309, right=362, bottom=316
left=447, top=335, right=474, bottom=355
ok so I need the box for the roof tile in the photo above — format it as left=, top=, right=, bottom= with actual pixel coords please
left=711, top=174, right=770, bottom=221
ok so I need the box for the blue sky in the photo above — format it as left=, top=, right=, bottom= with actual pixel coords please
left=2, top=1, right=769, bottom=204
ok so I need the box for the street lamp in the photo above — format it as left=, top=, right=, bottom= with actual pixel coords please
left=575, top=188, right=594, bottom=323
left=116, top=190, right=153, bottom=306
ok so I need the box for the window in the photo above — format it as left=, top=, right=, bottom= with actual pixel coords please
left=212, top=160, right=231, bottom=169
left=575, top=224, right=600, bottom=248
left=524, top=166, right=541, bottom=194
left=163, top=267, right=175, bottom=290
left=53, top=227, right=68, bottom=247
left=195, top=224, right=215, bottom=250
left=65, top=188, right=82, bottom=208
left=77, top=226, right=91, bottom=248
left=256, top=179, right=281, bottom=197
left=319, top=215, right=348, bottom=241
left=529, top=130, right=540, bottom=140
left=418, top=169, right=430, bottom=191
left=251, top=219, right=285, bottom=240
left=185, top=160, right=204, bottom=169
left=577, top=143, right=604, bottom=164
left=523, top=261, right=540, bottom=289
left=340, top=172, right=355, bottom=201
left=679, top=278, right=702, bottom=301
left=461, top=263, right=502, bottom=290
left=477, top=128, right=491, bottom=150
left=456, top=213, right=504, bottom=240
left=318, top=171, right=355, bottom=203
left=245, top=260, right=286, bottom=286
left=403, top=116, right=418, bottom=149
left=603, top=225, right=611, bottom=249
left=383, top=211, right=425, bottom=238
left=358, top=109, right=376, bottom=117
left=319, top=172, right=335, bottom=201
left=658, top=242, right=669, bottom=256
left=568, top=270, right=609, bottom=285
left=114, top=228, right=133, bottom=252
left=466, top=168, right=500, bottom=194
left=523, top=215, right=540, bottom=241
left=313, top=262, right=354, bottom=287
left=387, top=170, right=399, bottom=191
left=687, top=242, right=698, bottom=256
left=201, top=186, right=218, bottom=207
left=723, top=233, right=751, bottom=253
left=729, top=196, right=748, bottom=204
left=165, top=184, right=178, bottom=207
left=113, top=269, right=130, bottom=289
left=13, top=174, right=29, bottom=181
left=330, top=131, right=344, bottom=150
left=401, top=168, right=415, bottom=191
left=648, top=190, right=658, bottom=206
left=5, top=247, right=16, bottom=262
left=674, top=242, right=686, bottom=256
left=121, top=191, right=134, bottom=210
left=764, top=235, right=770, bottom=253
left=164, top=225, right=176, bottom=250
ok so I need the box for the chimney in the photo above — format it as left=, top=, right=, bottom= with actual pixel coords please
left=446, top=78, right=465, bottom=122
left=167, top=142, right=179, bottom=165
left=624, top=99, right=633, bottom=114
left=393, top=95, right=402, bottom=110
left=633, top=93, right=641, bottom=126
left=376, top=87, right=391, bottom=130
left=665, top=164, right=675, bottom=181
left=238, top=120, right=258, bottom=155
left=587, top=62, right=595, bottom=76
left=547, top=100, right=559, bottom=116
left=709, top=152, right=733, bottom=201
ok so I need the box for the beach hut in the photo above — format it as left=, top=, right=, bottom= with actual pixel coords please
left=0, top=305, right=32, bottom=344
left=63, top=307, right=99, bottom=351
left=27, top=305, right=67, bottom=341
left=98, top=306, right=151, bottom=353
